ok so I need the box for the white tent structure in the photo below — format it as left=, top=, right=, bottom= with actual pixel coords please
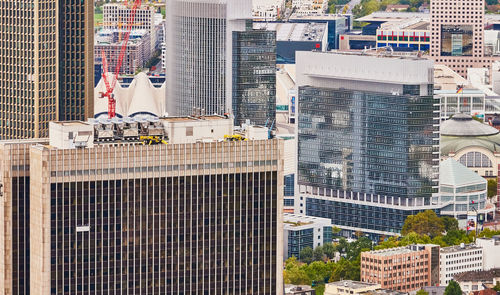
left=94, top=72, right=166, bottom=119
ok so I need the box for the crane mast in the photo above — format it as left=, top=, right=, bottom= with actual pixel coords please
left=100, top=0, right=142, bottom=118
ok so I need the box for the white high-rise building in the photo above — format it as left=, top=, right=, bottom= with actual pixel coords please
left=165, top=0, right=252, bottom=116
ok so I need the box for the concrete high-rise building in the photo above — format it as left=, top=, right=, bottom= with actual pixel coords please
left=166, top=0, right=276, bottom=124
left=0, top=1, right=58, bottom=139
left=59, top=0, right=94, bottom=121
left=24, top=117, right=283, bottom=294
left=296, top=51, right=440, bottom=239
left=166, top=0, right=251, bottom=116
left=430, top=0, right=498, bottom=78
left=0, top=0, right=94, bottom=139
left=0, top=139, right=47, bottom=295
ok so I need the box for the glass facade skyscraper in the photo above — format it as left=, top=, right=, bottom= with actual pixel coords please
left=232, top=28, right=277, bottom=126
left=295, top=51, right=439, bottom=238
left=298, top=86, right=438, bottom=199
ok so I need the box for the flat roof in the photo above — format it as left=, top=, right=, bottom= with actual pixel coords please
left=161, top=115, right=226, bottom=122
left=253, top=22, right=326, bottom=42
left=441, top=243, right=482, bottom=254
left=328, top=280, right=380, bottom=290
left=289, top=13, right=348, bottom=21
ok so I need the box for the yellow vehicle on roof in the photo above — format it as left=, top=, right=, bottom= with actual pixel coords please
left=224, top=134, right=247, bottom=142
left=139, top=136, right=168, bottom=145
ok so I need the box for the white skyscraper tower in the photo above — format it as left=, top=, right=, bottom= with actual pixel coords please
left=165, top=0, right=252, bottom=116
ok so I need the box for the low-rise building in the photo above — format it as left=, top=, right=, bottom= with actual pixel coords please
left=360, top=245, right=440, bottom=292
left=439, top=243, right=483, bottom=286
left=284, top=214, right=333, bottom=259
left=325, top=281, right=381, bottom=295
left=286, top=284, right=317, bottom=295
left=325, top=280, right=408, bottom=295
left=476, top=236, right=500, bottom=270
left=454, top=269, right=500, bottom=294
left=253, top=0, right=286, bottom=21
left=436, top=158, right=493, bottom=229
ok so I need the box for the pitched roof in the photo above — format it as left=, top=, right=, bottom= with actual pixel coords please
left=454, top=268, right=500, bottom=282
left=439, top=158, right=486, bottom=187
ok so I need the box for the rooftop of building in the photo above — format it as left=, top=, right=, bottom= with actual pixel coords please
left=253, top=21, right=326, bottom=42
left=328, top=280, right=380, bottom=290
left=289, top=13, right=348, bottom=21
left=454, top=268, right=500, bottom=282
left=439, top=158, right=487, bottom=188
left=283, top=213, right=331, bottom=230
left=440, top=243, right=482, bottom=254
left=364, top=245, right=433, bottom=257
left=441, top=114, right=500, bottom=137
left=356, top=11, right=428, bottom=23
left=43, top=114, right=271, bottom=150
left=364, top=289, right=408, bottom=295
left=285, top=284, right=315, bottom=294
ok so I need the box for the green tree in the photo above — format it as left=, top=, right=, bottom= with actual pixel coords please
left=399, top=232, right=431, bottom=246
left=375, top=236, right=400, bottom=250
left=306, top=261, right=330, bottom=283
left=402, top=210, right=445, bottom=238
left=493, top=281, right=500, bottom=292
left=313, top=246, right=325, bottom=262
left=284, top=257, right=311, bottom=285
left=488, top=178, right=497, bottom=198
left=299, top=247, right=314, bottom=264
left=444, top=280, right=462, bottom=295
left=323, top=243, right=336, bottom=260
left=416, top=289, right=429, bottom=295
left=478, top=228, right=500, bottom=238
left=442, top=230, right=472, bottom=246
left=441, top=216, right=459, bottom=232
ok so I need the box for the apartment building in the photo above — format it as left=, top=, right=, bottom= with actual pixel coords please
left=103, top=3, right=157, bottom=52
left=361, top=245, right=440, bottom=292
left=439, top=243, right=483, bottom=286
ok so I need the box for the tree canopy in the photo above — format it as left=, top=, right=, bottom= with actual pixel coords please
left=401, top=210, right=445, bottom=238
left=444, top=281, right=462, bottom=295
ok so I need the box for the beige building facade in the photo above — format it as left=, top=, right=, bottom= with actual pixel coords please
left=430, top=0, right=499, bottom=78
left=0, top=0, right=94, bottom=139
left=28, top=118, right=284, bottom=294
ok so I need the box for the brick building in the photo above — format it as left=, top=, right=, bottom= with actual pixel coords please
left=361, top=245, right=440, bottom=292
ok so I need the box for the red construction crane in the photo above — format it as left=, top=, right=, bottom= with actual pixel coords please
left=100, top=0, right=142, bottom=118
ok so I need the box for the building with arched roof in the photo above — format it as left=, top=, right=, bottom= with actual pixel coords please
left=441, top=113, right=500, bottom=179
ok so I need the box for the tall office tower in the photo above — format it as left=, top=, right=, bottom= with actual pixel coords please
left=296, top=51, right=440, bottom=239
left=0, top=1, right=58, bottom=139
left=430, top=0, right=497, bottom=78
left=59, top=0, right=94, bottom=121
left=0, top=0, right=94, bottom=139
left=232, top=27, right=277, bottom=126
left=0, top=139, right=46, bottom=295
left=166, top=0, right=273, bottom=119
left=29, top=118, right=283, bottom=294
